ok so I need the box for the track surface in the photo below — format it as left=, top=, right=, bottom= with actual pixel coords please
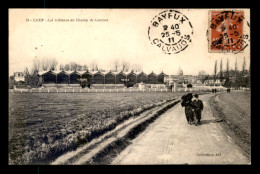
left=112, top=93, right=250, bottom=164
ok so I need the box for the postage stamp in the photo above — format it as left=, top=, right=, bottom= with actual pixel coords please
left=208, top=10, right=250, bottom=54
left=148, top=10, right=193, bottom=54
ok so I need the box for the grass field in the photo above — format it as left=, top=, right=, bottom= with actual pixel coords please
left=209, top=91, right=251, bottom=158
left=9, top=92, right=189, bottom=164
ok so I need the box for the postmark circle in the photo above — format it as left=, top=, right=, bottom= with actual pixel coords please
left=208, top=10, right=250, bottom=54
left=148, top=10, right=193, bottom=54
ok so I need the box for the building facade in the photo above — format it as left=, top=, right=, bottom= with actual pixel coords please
left=38, top=70, right=167, bottom=87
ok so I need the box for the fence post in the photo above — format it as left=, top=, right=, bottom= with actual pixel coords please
left=48, top=89, right=49, bottom=93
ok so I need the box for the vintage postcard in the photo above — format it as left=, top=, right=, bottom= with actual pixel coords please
left=8, top=9, right=250, bottom=165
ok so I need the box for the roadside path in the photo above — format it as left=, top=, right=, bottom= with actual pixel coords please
left=112, top=93, right=250, bottom=164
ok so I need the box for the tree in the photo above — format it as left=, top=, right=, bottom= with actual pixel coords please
left=41, top=59, right=49, bottom=71
left=82, top=64, right=88, bottom=71
left=225, top=58, right=230, bottom=78
left=24, top=67, right=29, bottom=76
left=69, top=62, right=77, bottom=71
left=198, top=70, right=206, bottom=76
left=24, top=67, right=30, bottom=85
left=27, top=71, right=39, bottom=88
left=131, top=63, right=143, bottom=72
left=49, top=58, right=58, bottom=71
left=121, top=60, right=130, bottom=72
left=223, top=58, right=230, bottom=87
left=90, top=60, right=98, bottom=71
left=95, top=64, right=99, bottom=71
left=198, top=70, right=207, bottom=82
left=59, top=64, right=64, bottom=71
left=31, top=58, right=41, bottom=74
left=112, top=59, right=120, bottom=72
left=241, top=57, right=246, bottom=76
left=64, top=64, right=70, bottom=71
left=219, top=59, right=224, bottom=82
left=77, top=65, right=82, bottom=71
left=234, top=58, right=238, bottom=73
left=201, top=75, right=210, bottom=84
left=213, top=60, right=218, bottom=82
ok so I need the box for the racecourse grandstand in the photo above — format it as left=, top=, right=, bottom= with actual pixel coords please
left=38, top=70, right=167, bottom=88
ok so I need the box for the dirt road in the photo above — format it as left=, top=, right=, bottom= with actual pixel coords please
left=112, top=93, right=250, bottom=165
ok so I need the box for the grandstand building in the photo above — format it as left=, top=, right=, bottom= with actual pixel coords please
left=38, top=70, right=167, bottom=88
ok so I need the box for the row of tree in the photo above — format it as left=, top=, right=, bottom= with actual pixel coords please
left=31, top=58, right=143, bottom=74
left=32, top=58, right=58, bottom=74
left=198, top=57, right=250, bottom=88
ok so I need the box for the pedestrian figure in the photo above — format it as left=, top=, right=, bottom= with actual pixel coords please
left=227, top=88, right=231, bottom=93
left=181, top=93, right=196, bottom=125
left=192, top=94, right=204, bottom=126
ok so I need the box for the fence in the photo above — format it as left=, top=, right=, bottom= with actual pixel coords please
left=10, top=87, right=224, bottom=93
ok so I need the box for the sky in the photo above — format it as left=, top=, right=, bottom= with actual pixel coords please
left=9, top=9, right=250, bottom=76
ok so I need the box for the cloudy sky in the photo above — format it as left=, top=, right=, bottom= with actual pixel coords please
left=9, top=9, right=250, bottom=75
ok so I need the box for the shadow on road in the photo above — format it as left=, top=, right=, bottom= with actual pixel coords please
left=200, top=119, right=216, bottom=125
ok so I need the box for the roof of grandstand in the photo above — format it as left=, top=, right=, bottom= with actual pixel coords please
left=38, top=70, right=167, bottom=76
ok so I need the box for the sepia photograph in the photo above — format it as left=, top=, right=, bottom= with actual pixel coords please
left=8, top=9, right=251, bottom=165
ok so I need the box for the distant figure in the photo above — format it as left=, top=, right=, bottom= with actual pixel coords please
left=181, top=93, right=196, bottom=124
left=192, top=94, right=204, bottom=125
left=227, top=88, right=231, bottom=93
left=214, top=88, right=217, bottom=93
left=212, top=89, right=214, bottom=93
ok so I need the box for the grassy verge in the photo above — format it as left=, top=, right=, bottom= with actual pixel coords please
left=208, top=91, right=251, bottom=159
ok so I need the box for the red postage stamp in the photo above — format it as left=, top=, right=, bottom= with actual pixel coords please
left=209, top=10, right=246, bottom=53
